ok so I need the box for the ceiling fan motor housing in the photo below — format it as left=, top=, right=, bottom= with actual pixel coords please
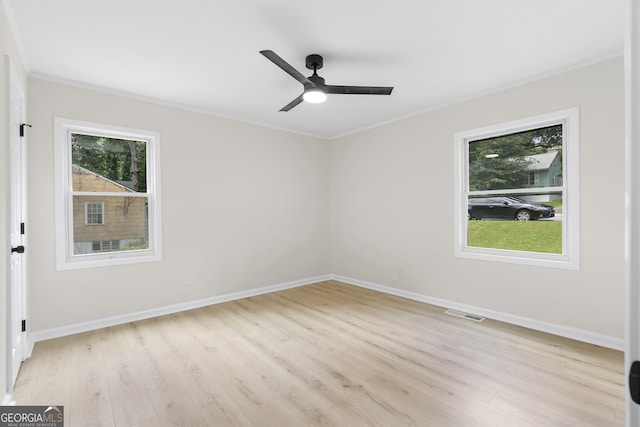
left=305, top=54, right=323, bottom=70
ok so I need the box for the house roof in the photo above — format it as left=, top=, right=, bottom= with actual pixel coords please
left=72, top=164, right=135, bottom=193
left=3, top=1, right=624, bottom=139
left=525, top=151, right=559, bottom=171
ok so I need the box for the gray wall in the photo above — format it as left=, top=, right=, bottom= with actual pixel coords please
left=27, top=79, right=331, bottom=331
left=23, top=59, right=628, bottom=345
left=330, top=58, right=625, bottom=342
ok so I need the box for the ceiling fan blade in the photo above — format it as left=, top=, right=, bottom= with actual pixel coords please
left=326, top=85, right=394, bottom=95
left=260, top=50, right=311, bottom=86
left=280, top=94, right=304, bottom=112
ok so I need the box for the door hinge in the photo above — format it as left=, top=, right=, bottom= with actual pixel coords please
left=19, top=123, right=32, bottom=137
left=20, top=222, right=25, bottom=235
left=21, top=320, right=26, bottom=332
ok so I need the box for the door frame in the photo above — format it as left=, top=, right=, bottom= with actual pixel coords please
left=626, top=0, right=640, bottom=425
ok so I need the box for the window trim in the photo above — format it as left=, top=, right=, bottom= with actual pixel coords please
left=453, top=108, right=580, bottom=270
left=54, top=118, right=162, bottom=270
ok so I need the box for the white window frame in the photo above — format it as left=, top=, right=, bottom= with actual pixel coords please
left=453, top=108, right=580, bottom=270
left=54, top=118, right=162, bottom=270
left=85, top=201, right=104, bottom=225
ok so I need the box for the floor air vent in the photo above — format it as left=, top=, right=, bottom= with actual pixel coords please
left=445, top=309, right=485, bottom=322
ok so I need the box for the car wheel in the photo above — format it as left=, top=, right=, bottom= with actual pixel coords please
left=515, top=209, right=531, bottom=221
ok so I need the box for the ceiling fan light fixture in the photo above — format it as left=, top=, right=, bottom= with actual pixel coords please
left=259, top=50, right=393, bottom=111
left=303, top=88, right=327, bottom=103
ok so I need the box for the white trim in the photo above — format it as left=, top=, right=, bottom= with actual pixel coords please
left=29, top=52, right=622, bottom=141
left=29, top=73, right=323, bottom=141
left=26, top=275, right=332, bottom=357
left=625, top=0, right=640, bottom=422
left=2, top=55, right=9, bottom=408
left=54, top=117, right=162, bottom=270
left=453, top=108, right=580, bottom=270
left=24, top=273, right=622, bottom=360
left=332, top=275, right=624, bottom=351
left=2, top=393, right=15, bottom=406
left=331, top=51, right=622, bottom=140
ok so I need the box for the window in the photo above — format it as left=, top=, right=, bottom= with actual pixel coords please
left=55, top=118, right=162, bottom=270
left=85, top=202, right=104, bottom=225
left=92, top=240, right=120, bottom=252
left=454, top=108, right=579, bottom=269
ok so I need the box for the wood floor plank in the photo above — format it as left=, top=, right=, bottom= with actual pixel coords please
left=100, top=325, right=158, bottom=427
left=67, top=329, right=115, bottom=427
left=12, top=280, right=625, bottom=426
left=16, top=337, right=74, bottom=408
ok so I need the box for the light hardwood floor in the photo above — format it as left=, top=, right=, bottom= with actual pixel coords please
left=12, top=280, right=625, bottom=426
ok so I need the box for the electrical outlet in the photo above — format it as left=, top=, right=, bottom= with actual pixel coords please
left=391, top=269, right=399, bottom=281
left=181, top=282, right=190, bottom=293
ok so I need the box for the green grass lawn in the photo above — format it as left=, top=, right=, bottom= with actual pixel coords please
left=467, top=220, right=562, bottom=253
left=543, top=199, right=563, bottom=208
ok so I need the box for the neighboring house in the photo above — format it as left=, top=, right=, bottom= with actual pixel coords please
left=523, top=150, right=562, bottom=187
left=522, top=150, right=562, bottom=202
left=72, top=164, right=147, bottom=254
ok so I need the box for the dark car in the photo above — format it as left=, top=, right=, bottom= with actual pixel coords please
left=468, top=196, right=555, bottom=221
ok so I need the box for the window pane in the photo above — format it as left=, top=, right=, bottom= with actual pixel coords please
left=467, top=124, right=564, bottom=255
left=467, top=192, right=562, bottom=254
left=71, top=133, right=147, bottom=192
left=468, top=125, right=562, bottom=192
left=72, top=195, right=149, bottom=255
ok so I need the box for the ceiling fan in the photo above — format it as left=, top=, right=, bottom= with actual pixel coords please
left=260, top=50, right=394, bottom=112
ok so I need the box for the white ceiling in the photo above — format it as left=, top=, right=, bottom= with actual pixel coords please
left=5, top=0, right=625, bottom=139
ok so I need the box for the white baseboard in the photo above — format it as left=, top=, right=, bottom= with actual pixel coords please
left=331, top=274, right=625, bottom=351
left=2, top=393, right=15, bottom=406
left=25, top=273, right=624, bottom=357
left=27, top=274, right=331, bottom=357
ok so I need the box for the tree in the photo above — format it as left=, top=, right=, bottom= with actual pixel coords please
left=127, top=140, right=139, bottom=191
left=468, top=124, right=562, bottom=191
left=71, top=133, right=147, bottom=192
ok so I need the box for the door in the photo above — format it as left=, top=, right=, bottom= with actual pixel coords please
left=473, top=198, right=508, bottom=219
left=488, top=198, right=512, bottom=219
left=468, top=198, right=493, bottom=219
left=7, top=57, right=26, bottom=390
